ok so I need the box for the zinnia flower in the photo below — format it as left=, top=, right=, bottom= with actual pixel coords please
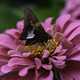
left=0, top=13, right=80, bottom=80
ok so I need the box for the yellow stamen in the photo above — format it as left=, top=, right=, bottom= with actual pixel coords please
left=19, top=38, right=59, bottom=57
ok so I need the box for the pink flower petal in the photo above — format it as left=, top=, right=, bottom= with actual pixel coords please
left=35, top=58, right=42, bottom=69
left=65, top=0, right=80, bottom=11
left=69, top=53, right=80, bottom=61
left=16, top=20, right=24, bottom=33
left=41, top=17, right=53, bottom=35
left=19, top=67, right=29, bottom=77
left=49, top=58, right=65, bottom=69
left=1, top=64, right=14, bottom=73
left=72, top=7, right=80, bottom=19
left=68, top=44, right=80, bottom=61
left=8, top=50, right=22, bottom=57
left=53, top=44, right=63, bottom=55
left=65, top=43, right=80, bottom=57
left=0, top=34, right=18, bottom=49
left=5, top=28, right=20, bottom=39
left=0, top=58, right=8, bottom=65
left=71, top=34, right=80, bottom=45
left=62, top=39, right=73, bottom=49
left=64, top=20, right=80, bottom=37
left=42, top=64, right=52, bottom=70
left=19, top=65, right=35, bottom=77
left=68, top=26, right=80, bottom=41
left=42, top=50, right=49, bottom=58
left=8, top=57, right=33, bottom=67
left=65, top=0, right=79, bottom=11
left=22, top=52, right=32, bottom=57
left=56, top=14, right=71, bottom=31
left=53, top=56, right=66, bottom=61
left=0, top=71, right=5, bottom=76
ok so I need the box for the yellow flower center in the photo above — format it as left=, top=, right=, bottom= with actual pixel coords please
left=19, top=38, right=59, bottom=57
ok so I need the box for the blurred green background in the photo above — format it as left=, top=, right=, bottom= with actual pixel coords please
left=0, top=0, right=65, bottom=32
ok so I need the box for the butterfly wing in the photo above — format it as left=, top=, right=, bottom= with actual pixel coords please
left=20, top=8, right=51, bottom=44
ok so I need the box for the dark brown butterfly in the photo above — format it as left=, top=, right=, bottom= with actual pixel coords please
left=20, top=8, right=51, bottom=45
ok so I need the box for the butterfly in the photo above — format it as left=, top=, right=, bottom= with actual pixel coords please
left=20, top=8, right=51, bottom=45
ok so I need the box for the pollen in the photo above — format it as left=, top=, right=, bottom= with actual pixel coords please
left=18, top=38, right=59, bottom=57
left=44, top=39, right=59, bottom=53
